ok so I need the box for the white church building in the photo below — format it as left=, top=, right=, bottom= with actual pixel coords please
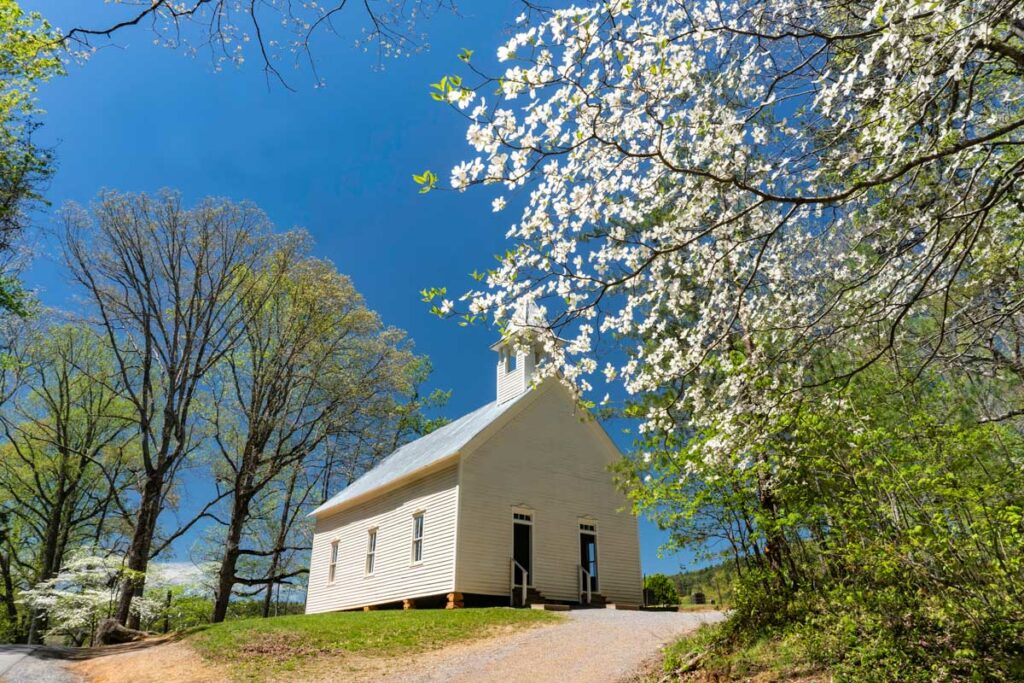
left=304, top=330, right=643, bottom=612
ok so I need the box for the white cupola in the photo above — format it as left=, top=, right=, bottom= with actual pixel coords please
left=491, top=301, right=549, bottom=404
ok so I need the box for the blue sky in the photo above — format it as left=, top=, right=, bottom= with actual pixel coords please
left=21, top=0, right=702, bottom=576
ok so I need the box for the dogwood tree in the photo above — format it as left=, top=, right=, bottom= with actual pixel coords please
left=20, top=550, right=163, bottom=645
left=428, top=0, right=1024, bottom=465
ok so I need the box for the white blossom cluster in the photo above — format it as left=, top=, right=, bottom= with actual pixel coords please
left=448, top=0, right=1024, bottom=463
left=20, top=551, right=166, bottom=638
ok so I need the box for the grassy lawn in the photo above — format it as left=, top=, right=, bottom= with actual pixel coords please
left=185, top=607, right=561, bottom=680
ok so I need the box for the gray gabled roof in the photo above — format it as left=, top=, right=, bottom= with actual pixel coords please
left=310, top=391, right=530, bottom=517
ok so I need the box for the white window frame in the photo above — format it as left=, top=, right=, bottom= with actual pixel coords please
left=328, top=539, right=339, bottom=584
left=365, top=528, right=378, bottom=576
left=411, top=511, right=424, bottom=565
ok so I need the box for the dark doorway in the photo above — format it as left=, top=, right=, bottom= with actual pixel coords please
left=513, top=520, right=532, bottom=587
left=579, top=530, right=598, bottom=592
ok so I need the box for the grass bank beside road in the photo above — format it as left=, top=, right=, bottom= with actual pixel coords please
left=654, top=620, right=824, bottom=682
left=186, top=608, right=560, bottom=680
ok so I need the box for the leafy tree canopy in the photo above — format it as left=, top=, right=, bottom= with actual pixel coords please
left=0, top=1, right=62, bottom=315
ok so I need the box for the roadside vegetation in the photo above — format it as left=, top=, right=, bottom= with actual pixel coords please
left=659, top=622, right=821, bottom=682
left=671, top=564, right=736, bottom=608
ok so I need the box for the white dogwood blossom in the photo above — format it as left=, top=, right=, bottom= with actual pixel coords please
left=21, top=551, right=166, bottom=640
left=441, top=0, right=1024, bottom=463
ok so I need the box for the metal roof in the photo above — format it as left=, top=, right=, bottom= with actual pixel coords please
left=310, top=391, right=530, bottom=517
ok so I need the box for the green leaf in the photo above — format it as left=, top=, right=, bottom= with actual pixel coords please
left=413, top=169, right=437, bottom=193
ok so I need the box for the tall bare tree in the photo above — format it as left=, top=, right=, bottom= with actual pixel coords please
left=206, top=245, right=420, bottom=622
left=60, top=190, right=275, bottom=626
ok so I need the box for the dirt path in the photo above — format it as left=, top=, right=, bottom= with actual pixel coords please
left=385, top=609, right=725, bottom=683
left=72, top=641, right=231, bottom=683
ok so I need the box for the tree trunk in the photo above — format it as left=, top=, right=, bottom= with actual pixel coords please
left=115, top=474, right=163, bottom=627
left=211, top=490, right=250, bottom=623
left=26, top=486, right=73, bottom=644
left=756, top=468, right=793, bottom=590
left=262, top=467, right=299, bottom=618
left=0, top=549, right=20, bottom=641
left=37, top=491, right=66, bottom=584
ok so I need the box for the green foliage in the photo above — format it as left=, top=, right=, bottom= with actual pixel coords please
left=0, top=321, right=137, bottom=642
left=626, top=359, right=1024, bottom=681
left=389, top=358, right=452, bottom=439
left=672, top=562, right=735, bottom=605
left=0, top=2, right=61, bottom=131
left=412, top=169, right=437, bottom=192
left=187, top=608, right=559, bottom=680
left=419, top=286, right=446, bottom=303
left=662, top=620, right=816, bottom=681
left=0, top=1, right=62, bottom=314
left=428, top=74, right=463, bottom=102
left=148, top=594, right=304, bottom=634
left=643, top=573, right=680, bottom=605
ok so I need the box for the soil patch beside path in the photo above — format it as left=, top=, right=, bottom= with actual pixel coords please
left=70, top=641, right=231, bottom=683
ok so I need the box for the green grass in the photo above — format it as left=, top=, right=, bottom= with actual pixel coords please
left=186, top=608, right=561, bottom=680
left=659, top=621, right=822, bottom=682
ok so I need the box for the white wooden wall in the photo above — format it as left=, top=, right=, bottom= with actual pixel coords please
left=495, top=346, right=534, bottom=404
left=454, top=383, right=643, bottom=604
left=305, top=464, right=459, bottom=613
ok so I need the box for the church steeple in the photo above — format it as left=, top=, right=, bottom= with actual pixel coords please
left=491, top=301, right=548, bottom=404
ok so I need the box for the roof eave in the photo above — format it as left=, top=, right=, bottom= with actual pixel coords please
left=308, top=450, right=463, bottom=519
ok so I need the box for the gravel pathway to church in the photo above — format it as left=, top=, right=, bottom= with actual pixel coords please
left=390, top=608, right=726, bottom=683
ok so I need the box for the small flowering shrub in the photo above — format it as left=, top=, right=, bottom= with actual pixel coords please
left=20, top=550, right=164, bottom=645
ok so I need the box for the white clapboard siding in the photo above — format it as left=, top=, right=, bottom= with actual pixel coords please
left=496, top=346, right=539, bottom=405
left=455, top=383, right=643, bottom=604
left=305, top=464, right=458, bottom=613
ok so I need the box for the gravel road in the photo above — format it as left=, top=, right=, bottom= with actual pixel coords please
left=0, top=645, right=80, bottom=683
left=391, top=608, right=725, bottom=683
